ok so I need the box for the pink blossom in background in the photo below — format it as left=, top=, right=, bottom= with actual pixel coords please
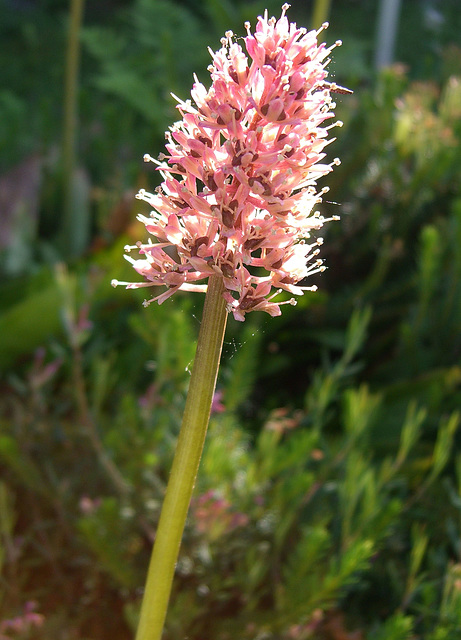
left=265, top=406, right=302, bottom=433
left=79, top=495, right=102, bottom=515
left=0, top=602, right=44, bottom=639
left=112, top=4, right=345, bottom=321
left=210, top=389, right=225, bottom=414
left=191, top=489, right=249, bottom=538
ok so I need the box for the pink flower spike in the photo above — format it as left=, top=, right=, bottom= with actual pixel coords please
left=113, top=6, right=347, bottom=320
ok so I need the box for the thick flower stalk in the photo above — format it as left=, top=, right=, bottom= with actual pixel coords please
left=112, top=3, right=344, bottom=321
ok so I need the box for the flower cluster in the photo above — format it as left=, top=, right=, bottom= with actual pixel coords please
left=112, top=4, right=345, bottom=321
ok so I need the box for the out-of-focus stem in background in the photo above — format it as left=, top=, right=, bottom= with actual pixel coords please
left=375, top=0, right=402, bottom=68
left=312, top=0, right=332, bottom=29
left=61, top=0, right=86, bottom=257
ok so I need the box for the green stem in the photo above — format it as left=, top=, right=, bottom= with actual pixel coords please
left=135, top=275, right=228, bottom=640
left=312, top=0, right=332, bottom=29
left=62, top=0, right=85, bottom=254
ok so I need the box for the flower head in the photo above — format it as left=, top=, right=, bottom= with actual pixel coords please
left=112, top=4, right=345, bottom=321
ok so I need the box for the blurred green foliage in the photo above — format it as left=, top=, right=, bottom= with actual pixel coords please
left=1, top=0, right=461, bottom=638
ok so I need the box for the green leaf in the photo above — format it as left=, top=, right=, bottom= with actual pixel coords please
left=370, top=612, right=414, bottom=640
left=0, top=284, right=61, bottom=371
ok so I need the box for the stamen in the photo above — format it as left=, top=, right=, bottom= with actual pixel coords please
left=316, top=22, right=329, bottom=37
left=299, top=285, right=318, bottom=292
